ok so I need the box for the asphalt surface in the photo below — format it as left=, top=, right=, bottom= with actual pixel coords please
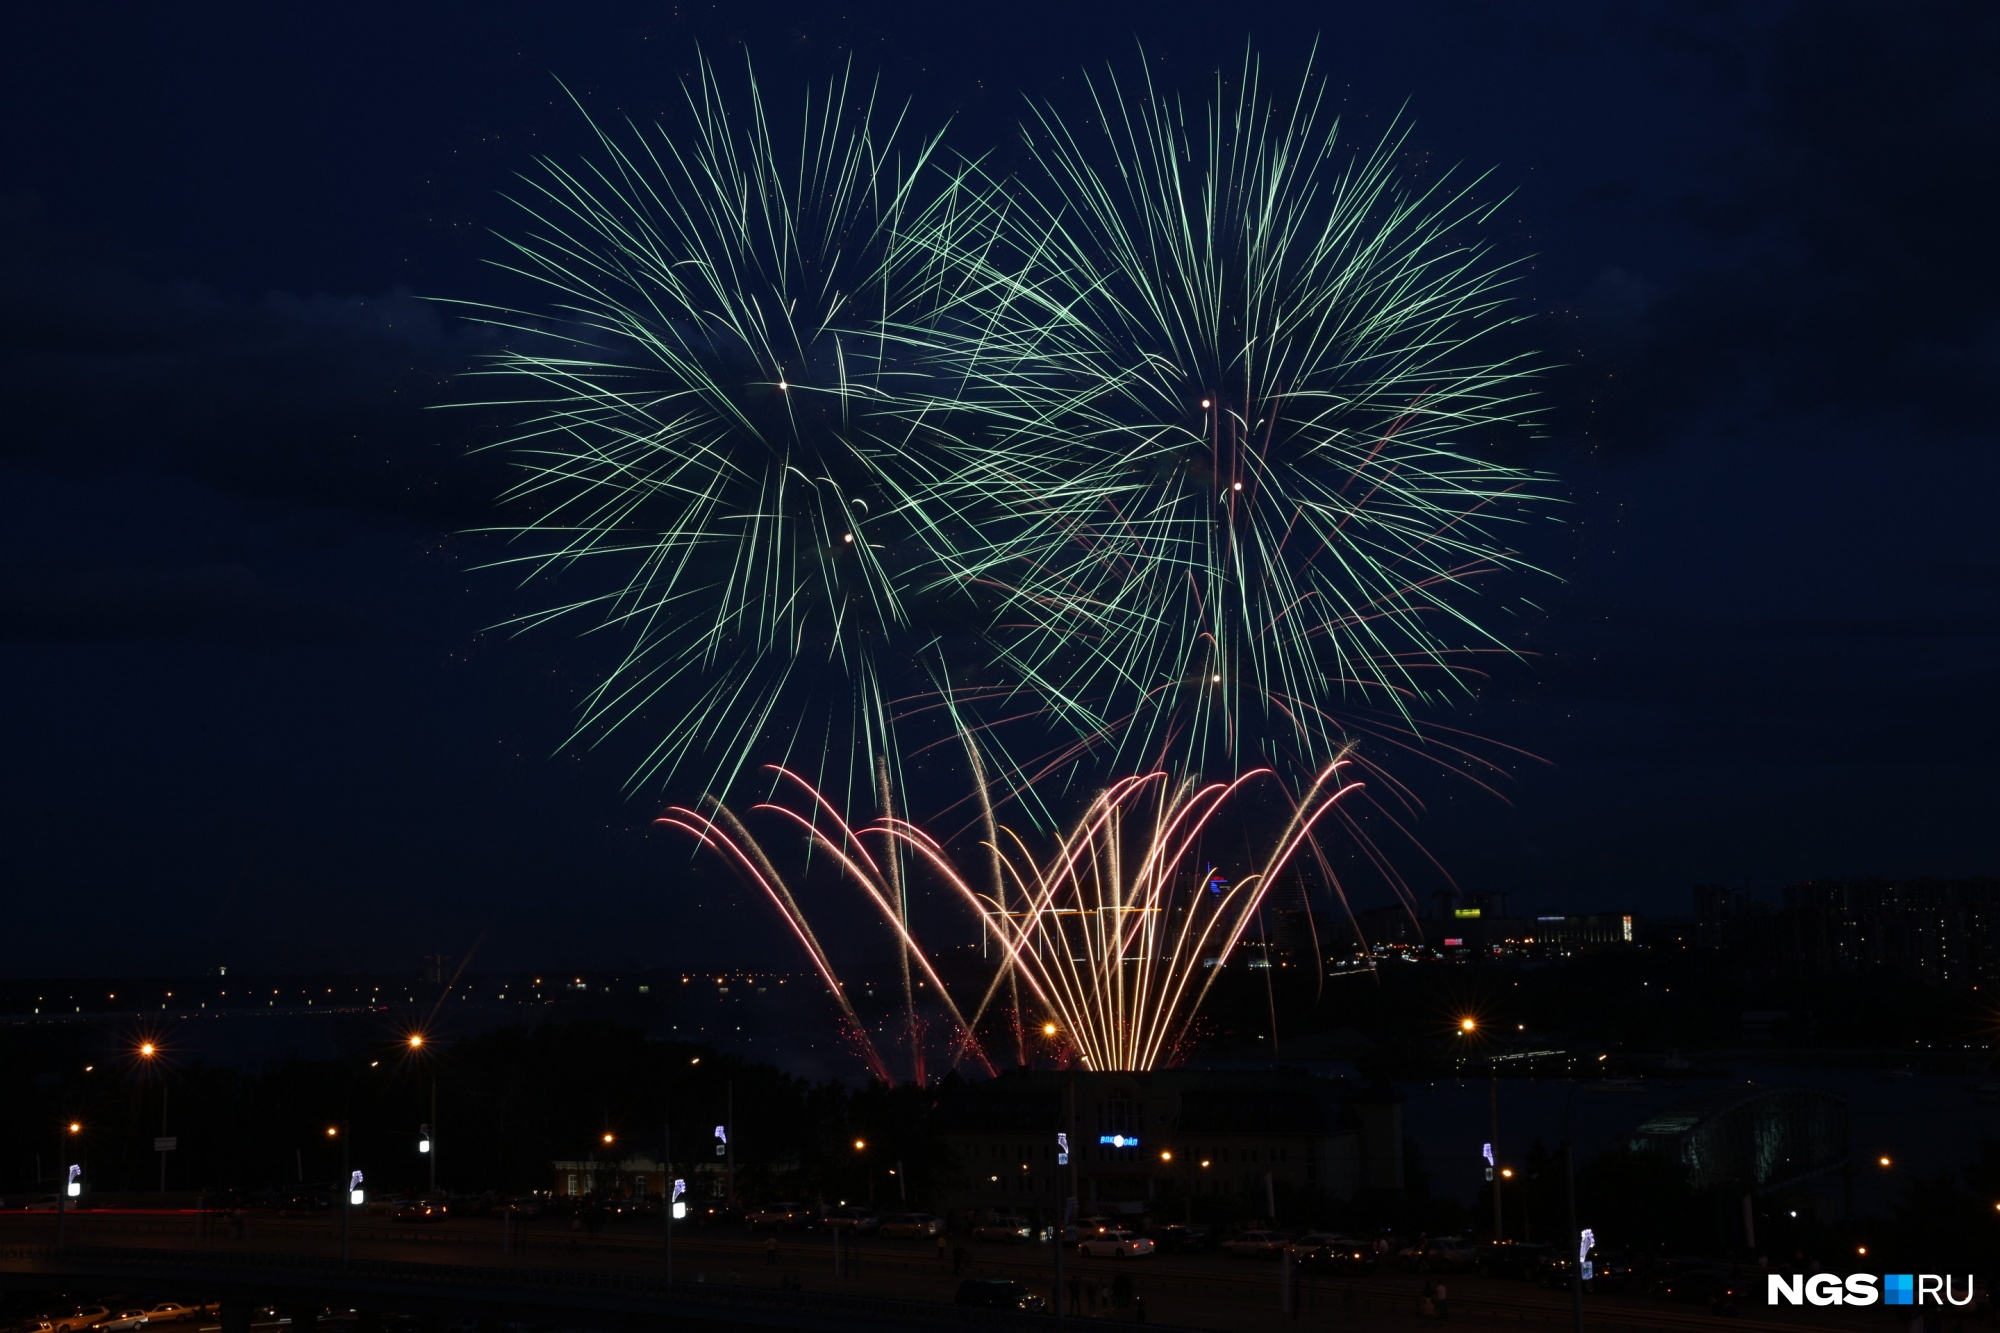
left=0, top=1212, right=1866, bottom=1333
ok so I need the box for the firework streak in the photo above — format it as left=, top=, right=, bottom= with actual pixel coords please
left=657, top=761, right=1365, bottom=1075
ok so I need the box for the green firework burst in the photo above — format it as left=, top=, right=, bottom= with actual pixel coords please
left=459, top=55, right=993, bottom=797
left=923, top=50, right=1554, bottom=782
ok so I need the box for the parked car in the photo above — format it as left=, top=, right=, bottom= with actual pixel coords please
left=1397, top=1235, right=1478, bottom=1272
left=687, top=1202, right=737, bottom=1227
left=1291, top=1233, right=1373, bottom=1272
left=1220, top=1229, right=1291, bottom=1258
left=1533, top=1247, right=1634, bottom=1293
left=821, top=1205, right=880, bottom=1233
left=878, top=1213, right=945, bottom=1239
left=391, top=1202, right=444, bottom=1223
left=22, top=1196, right=62, bottom=1212
left=141, top=1305, right=197, bottom=1325
left=955, top=1279, right=1048, bottom=1312
left=1077, top=1229, right=1155, bottom=1259
left=51, top=1308, right=112, bottom=1333
left=1645, top=1262, right=1735, bottom=1304
left=746, top=1201, right=814, bottom=1230
left=99, top=1312, right=150, bottom=1332
left=972, top=1215, right=1034, bottom=1242
left=1145, top=1224, right=1214, bottom=1254
left=1474, top=1241, right=1553, bottom=1280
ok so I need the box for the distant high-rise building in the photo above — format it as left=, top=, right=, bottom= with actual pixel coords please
left=1781, top=879, right=2000, bottom=990
left=422, top=953, right=452, bottom=985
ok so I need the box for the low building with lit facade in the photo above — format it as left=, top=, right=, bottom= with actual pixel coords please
left=934, top=1068, right=1403, bottom=1222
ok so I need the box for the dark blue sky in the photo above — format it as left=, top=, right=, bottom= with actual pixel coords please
left=3, top=1, right=1995, bottom=976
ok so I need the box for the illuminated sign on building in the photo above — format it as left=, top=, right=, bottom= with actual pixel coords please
left=1099, top=1134, right=1139, bottom=1148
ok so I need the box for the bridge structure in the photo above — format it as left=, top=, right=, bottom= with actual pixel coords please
left=1629, top=1086, right=1849, bottom=1195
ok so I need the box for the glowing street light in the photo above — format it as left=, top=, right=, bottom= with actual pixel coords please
left=138, top=1041, right=156, bottom=1058
left=603, top=1132, right=616, bottom=1146
left=1459, top=1017, right=1477, bottom=1033
left=419, top=1124, right=431, bottom=1154
left=853, top=1138, right=867, bottom=1151
left=1042, top=1022, right=1058, bottom=1037
left=1878, top=1155, right=1892, bottom=1168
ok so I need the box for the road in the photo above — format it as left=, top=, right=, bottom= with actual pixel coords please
left=0, top=1212, right=1865, bottom=1333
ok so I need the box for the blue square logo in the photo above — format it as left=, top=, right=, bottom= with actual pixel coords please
left=1884, top=1274, right=1914, bottom=1306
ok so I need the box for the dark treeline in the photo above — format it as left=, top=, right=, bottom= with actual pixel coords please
left=0, top=1021, right=951, bottom=1204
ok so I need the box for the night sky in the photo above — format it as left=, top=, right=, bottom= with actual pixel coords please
left=5, top=2, right=1996, bottom=977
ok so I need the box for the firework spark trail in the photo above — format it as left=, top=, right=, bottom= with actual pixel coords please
left=919, top=48, right=1554, bottom=787
left=664, top=761, right=1372, bottom=1075
left=456, top=54, right=1005, bottom=804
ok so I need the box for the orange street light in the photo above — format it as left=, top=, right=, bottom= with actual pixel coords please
left=1500, top=1167, right=1515, bottom=1179
left=1878, top=1156, right=1892, bottom=1168
left=1042, top=1022, right=1058, bottom=1037
left=407, top=1033, right=426, bottom=1050
left=853, top=1139, right=867, bottom=1151
left=68, top=1122, right=81, bottom=1134
left=1160, top=1150, right=1174, bottom=1162
left=1459, top=1017, right=1477, bottom=1033
left=326, top=1126, right=338, bottom=1138
left=138, top=1042, right=157, bottom=1058
left=602, top=1133, right=615, bottom=1145
left=1199, top=1159, right=1211, bottom=1169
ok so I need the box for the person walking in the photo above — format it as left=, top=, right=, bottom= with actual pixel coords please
left=1434, top=1277, right=1450, bottom=1320
left=1420, top=1277, right=1438, bottom=1322
left=936, top=1232, right=949, bottom=1265
left=764, top=1235, right=778, bottom=1267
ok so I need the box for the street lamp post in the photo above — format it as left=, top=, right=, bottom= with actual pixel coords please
left=407, top=1033, right=435, bottom=1196
left=56, top=1121, right=80, bottom=1258
left=137, top=1041, right=171, bottom=1195
left=328, top=1124, right=356, bottom=1269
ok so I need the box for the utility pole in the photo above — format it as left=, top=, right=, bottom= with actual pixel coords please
left=160, top=1083, right=171, bottom=1195
left=341, top=1123, right=352, bottom=1271
left=672, top=1112, right=680, bottom=1288
left=725, top=1081, right=735, bottom=1210
left=428, top=1079, right=438, bottom=1196
left=1563, top=1141, right=1583, bottom=1333
left=1490, top=1070, right=1501, bottom=1240
left=55, top=1125, right=68, bottom=1259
